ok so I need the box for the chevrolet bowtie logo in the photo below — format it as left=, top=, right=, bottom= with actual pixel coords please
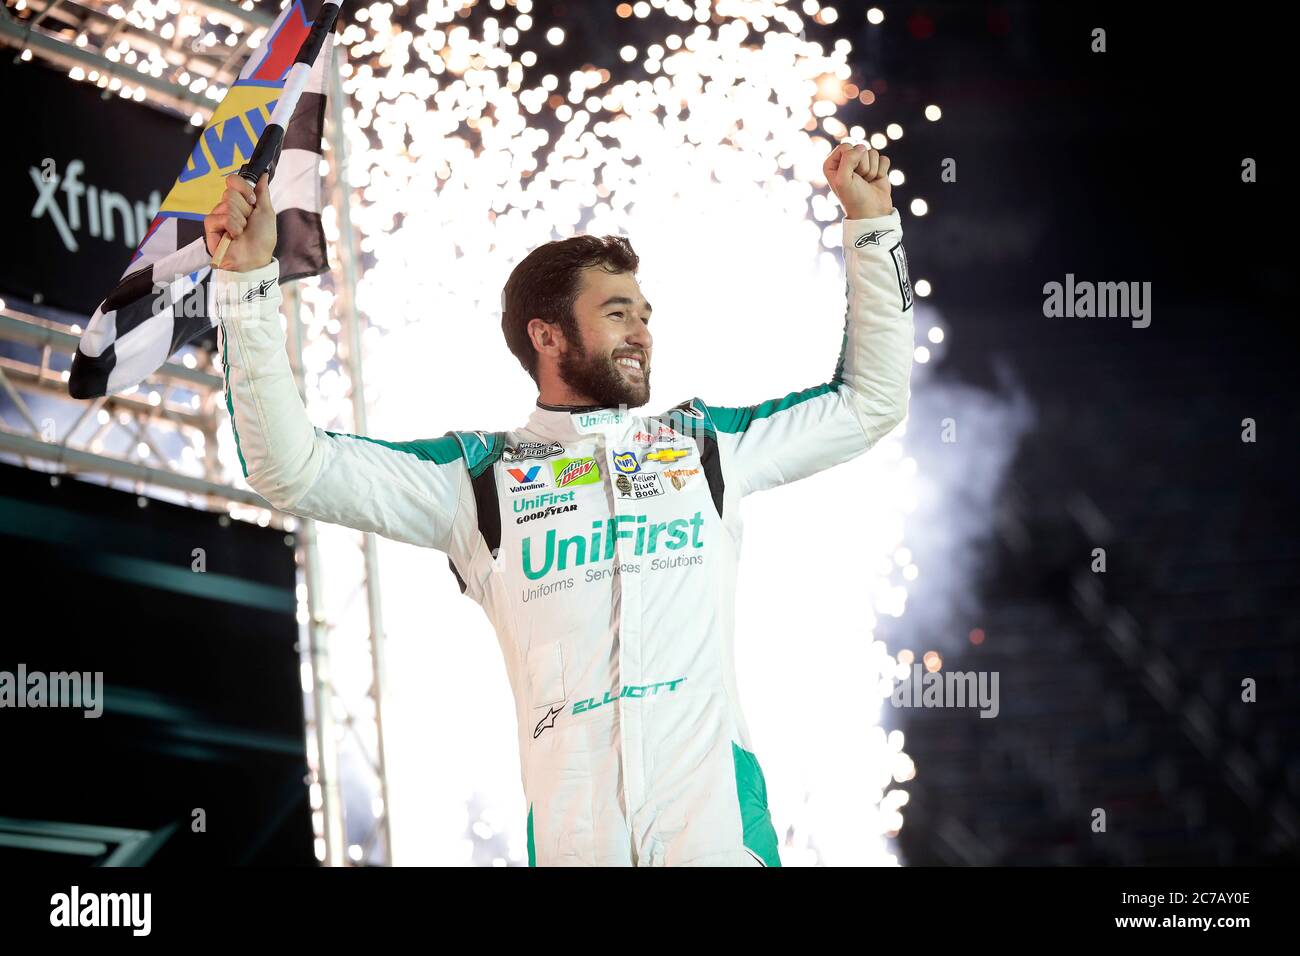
left=645, top=448, right=689, bottom=463
left=854, top=229, right=892, bottom=247
left=242, top=278, right=276, bottom=301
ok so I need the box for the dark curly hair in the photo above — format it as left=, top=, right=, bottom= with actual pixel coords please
left=501, top=234, right=640, bottom=384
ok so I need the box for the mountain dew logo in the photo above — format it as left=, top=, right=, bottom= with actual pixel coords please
left=552, top=457, right=600, bottom=488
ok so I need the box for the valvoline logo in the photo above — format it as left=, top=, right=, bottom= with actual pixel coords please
left=507, top=466, right=540, bottom=485
left=506, top=463, right=548, bottom=495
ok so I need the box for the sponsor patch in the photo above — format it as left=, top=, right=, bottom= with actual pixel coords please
left=503, top=440, right=565, bottom=463
left=889, top=241, right=913, bottom=311
left=633, top=427, right=681, bottom=447
left=513, top=490, right=579, bottom=524
left=553, top=456, right=601, bottom=488
left=612, top=451, right=641, bottom=474
left=662, top=467, right=700, bottom=490
left=506, top=464, right=549, bottom=494
left=645, top=447, right=690, bottom=463
left=576, top=410, right=624, bottom=429
left=615, top=473, right=664, bottom=499
left=671, top=399, right=705, bottom=420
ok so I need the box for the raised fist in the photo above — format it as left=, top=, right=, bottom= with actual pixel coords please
left=204, top=172, right=276, bottom=272
left=824, top=142, right=893, bottom=220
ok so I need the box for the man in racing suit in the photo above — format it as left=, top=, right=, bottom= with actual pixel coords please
left=206, top=142, right=913, bottom=866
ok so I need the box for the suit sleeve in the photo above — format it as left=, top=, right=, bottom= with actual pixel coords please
left=214, top=258, right=467, bottom=550
left=704, top=209, right=915, bottom=497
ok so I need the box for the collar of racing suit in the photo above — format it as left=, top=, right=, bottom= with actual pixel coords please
left=526, top=399, right=645, bottom=441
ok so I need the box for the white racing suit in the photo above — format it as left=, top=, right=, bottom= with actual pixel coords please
left=214, top=210, right=914, bottom=866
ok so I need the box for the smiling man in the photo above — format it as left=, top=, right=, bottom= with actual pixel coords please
left=207, top=140, right=914, bottom=866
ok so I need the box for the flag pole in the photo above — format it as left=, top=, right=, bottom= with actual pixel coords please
left=210, top=0, right=343, bottom=269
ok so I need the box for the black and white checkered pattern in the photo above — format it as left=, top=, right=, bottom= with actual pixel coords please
left=69, top=0, right=335, bottom=399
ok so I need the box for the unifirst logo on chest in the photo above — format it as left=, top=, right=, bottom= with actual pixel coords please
left=522, top=512, right=706, bottom=579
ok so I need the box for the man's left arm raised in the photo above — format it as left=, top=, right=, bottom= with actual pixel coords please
left=700, top=143, right=915, bottom=496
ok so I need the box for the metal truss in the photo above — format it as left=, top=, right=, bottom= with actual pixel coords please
left=0, top=0, right=276, bottom=121
left=0, top=16, right=393, bottom=866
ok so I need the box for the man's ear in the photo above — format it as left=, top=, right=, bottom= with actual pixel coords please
left=527, top=317, right=556, bottom=353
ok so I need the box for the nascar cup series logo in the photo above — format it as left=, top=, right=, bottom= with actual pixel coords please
left=552, top=457, right=601, bottom=488
left=502, top=440, right=564, bottom=463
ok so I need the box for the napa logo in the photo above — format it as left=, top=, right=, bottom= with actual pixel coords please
left=552, top=457, right=601, bottom=488
left=522, top=512, right=705, bottom=580
left=612, top=451, right=641, bottom=474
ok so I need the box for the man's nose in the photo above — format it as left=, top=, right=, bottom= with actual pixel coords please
left=627, top=317, right=652, bottom=350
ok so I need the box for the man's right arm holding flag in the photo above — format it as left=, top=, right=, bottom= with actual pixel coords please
left=207, top=174, right=468, bottom=550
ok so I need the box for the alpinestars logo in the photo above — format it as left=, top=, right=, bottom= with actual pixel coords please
left=672, top=399, right=705, bottom=420
left=533, top=704, right=562, bottom=738
left=242, top=278, right=276, bottom=301
left=854, top=229, right=892, bottom=247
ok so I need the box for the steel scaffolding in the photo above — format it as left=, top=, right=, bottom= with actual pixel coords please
left=0, top=10, right=391, bottom=866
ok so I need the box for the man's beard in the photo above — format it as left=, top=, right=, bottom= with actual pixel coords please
left=556, top=334, right=650, bottom=409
